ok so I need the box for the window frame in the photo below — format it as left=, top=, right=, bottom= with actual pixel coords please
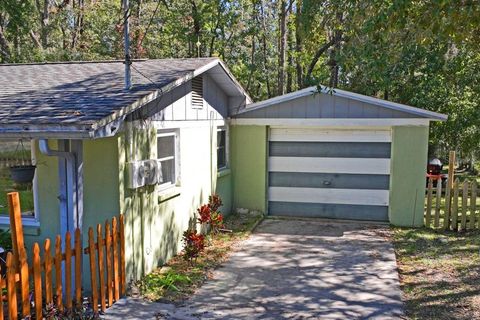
left=157, top=130, right=180, bottom=192
left=217, top=126, right=229, bottom=171
left=0, top=140, right=39, bottom=227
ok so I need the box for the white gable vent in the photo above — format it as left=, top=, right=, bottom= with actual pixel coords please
left=191, top=76, right=204, bottom=109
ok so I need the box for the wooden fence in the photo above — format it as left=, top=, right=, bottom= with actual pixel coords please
left=425, top=178, right=479, bottom=231
left=0, top=192, right=126, bottom=320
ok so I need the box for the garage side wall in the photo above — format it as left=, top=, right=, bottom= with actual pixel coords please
left=389, top=126, right=429, bottom=226
left=230, top=125, right=268, bottom=213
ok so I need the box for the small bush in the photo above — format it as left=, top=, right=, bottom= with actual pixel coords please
left=182, top=229, right=205, bottom=263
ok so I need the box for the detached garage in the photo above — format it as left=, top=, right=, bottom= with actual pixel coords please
left=230, top=86, right=447, bottom=226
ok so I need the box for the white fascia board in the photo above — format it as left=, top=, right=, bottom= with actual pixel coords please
left=239, top=85, right=447, bottom=121
left=230, top=118, right=430, bottom=128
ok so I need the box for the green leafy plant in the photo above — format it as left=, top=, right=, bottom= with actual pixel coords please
left=143, top=271, right=191, bottom=293
left=0, top=229, right=12, bottom=251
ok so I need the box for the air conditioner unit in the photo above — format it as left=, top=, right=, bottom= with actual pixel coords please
left=127, top=160, right=162, bottom=189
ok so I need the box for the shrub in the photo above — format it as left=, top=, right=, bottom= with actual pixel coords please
left=182, top=229, right=205, bottom=263
left=197, top=205, right=211, bottom=224
left=208, top=194, right=223, bottom=212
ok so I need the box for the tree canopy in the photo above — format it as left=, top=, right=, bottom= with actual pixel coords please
left=0, top=0, right=479, bottom=161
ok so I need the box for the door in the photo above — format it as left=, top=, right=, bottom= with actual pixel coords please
left=268, top=128, right=391, bottom=221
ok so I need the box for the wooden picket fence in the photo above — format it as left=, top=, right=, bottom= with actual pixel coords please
left=425, top=178, right=479, bottom=231
left=0, top=192, right=126, bottom=320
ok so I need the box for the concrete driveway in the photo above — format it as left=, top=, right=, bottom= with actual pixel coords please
left=104, top=218, right=404, bottom=320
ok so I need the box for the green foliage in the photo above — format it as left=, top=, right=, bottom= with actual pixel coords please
left=0, top=0, right=478, bottom=159
left=142, top=270, right=191, bottom=293
left=0, top=229, right=12, bottom=251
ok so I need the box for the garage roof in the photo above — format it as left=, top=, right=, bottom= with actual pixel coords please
left=236, top=86, right=447, bottom=121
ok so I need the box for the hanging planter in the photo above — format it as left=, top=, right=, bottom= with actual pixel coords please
left=9, top=139, right=36, bottom=184
left=10, top=165, right=36, bottom=184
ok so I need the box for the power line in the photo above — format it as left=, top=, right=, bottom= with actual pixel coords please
left=136, top=0, right=162, bottom=55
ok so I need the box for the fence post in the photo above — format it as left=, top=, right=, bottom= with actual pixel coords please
left=19, top=246, right=30, bottom=317
left=74, top=229, right=82, bottom=306
left=6, top=253, right=18, bottom=320
left=97, top=224, right=106, bottom=312
left=33, top=243, right=42, bottom=319
left=8, top=192, right=24, bottom=270
left=65, top=232, right=73, bottom=310
left=105, top=221, right=113, bottom=307
left=112, top=217, right=120, bottom=302
left=434, top=180, right=442, bottom=228
left=445, top=151, right=456, bottom=229
left=452, top=179, right=460, bottom=231
left=470, top=181, right=477, bottom=229
left=425, top=178, right=433, bottom=227
left=55, top=235, right=64, bottom=311
left=88, top=228, right=99, bottom=313
left=120, top=214, right=126, bottom=296
left=461, top=181, right=469, bottom=231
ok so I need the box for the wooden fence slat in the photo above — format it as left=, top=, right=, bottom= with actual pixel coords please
left=55, top=235, right=63, bottom=311
left=6, top=253, right=18, bottom=320
left=119, top=214, right=126, bottom=296
left=452, top=179, right=460, bottom=230
left=44, top=238, right=53, bottom=305
left=112, top=217, right=120, bottom=302
left=65, top=231, right=72, bottom=310
left=97, top=224, right=106, bottom=312
left=88, top=228, right=99, bottom=313
left=434, top=180, right=442, bottom=228
left=0, top=266, right=3, bottom=320
left=461, top=181, right=469, bottom=230
left=8, top=192, right=25, bottom=269
left=425, top=178, right=433, bottom=227
left=443, top=183, right=452, bottom=230
left=75, top=228, right=82, bottom=305
left=33, top=243, right=42, bottom=319
left=105, top=221, right=113, bottom=306
left=19, top=246, right=30, bottom=317
left=471, top=181, right=478, bottom=229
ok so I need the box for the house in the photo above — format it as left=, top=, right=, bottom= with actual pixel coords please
left=0, top=58, right=250, bottom=283
left=0, top=58, right=446, bottom=285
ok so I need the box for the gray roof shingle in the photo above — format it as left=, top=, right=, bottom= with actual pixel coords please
left=0, top=58, right=219, bottom=130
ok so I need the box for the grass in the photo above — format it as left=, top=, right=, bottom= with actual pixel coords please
left=393, top=228, right=480, bottom=320
left=0, top=169, right=34, bottom=216
left=138, top=210, right=264, bottom=303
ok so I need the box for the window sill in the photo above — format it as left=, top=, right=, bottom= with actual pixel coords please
left=217, top=168, right=231, bottom=178
left=0, top=216, right=40, bottom=235
left=158, top=187, right=181, bottom=204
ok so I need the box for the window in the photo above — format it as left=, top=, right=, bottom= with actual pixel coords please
left=217, top=127, right=227, bottom=170
left=157, top=130, right=179, bottom=189
left=0, top=139, right=36, bottom=220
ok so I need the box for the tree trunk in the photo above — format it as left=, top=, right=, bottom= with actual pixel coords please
left=295, top=0, right=303, bottom=88
left=71, top=0, right=85, bottom=49
left=190, top=0, right=202, bottom=57
left=0, top=27, right=11, bottom=62
left=37, top=0, right=50, bottom=48
left=286, top=28, right=294, bottom=93
left=304, top=38, right=335, bottom=84
left=260, top=0, right=271, bottom=97
left=277, top=0, right=287, bottom=95
left=328, top=12, right=343, bottom=88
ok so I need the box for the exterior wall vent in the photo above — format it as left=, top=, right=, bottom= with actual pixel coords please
left=191, top=76, right=204, bottom=109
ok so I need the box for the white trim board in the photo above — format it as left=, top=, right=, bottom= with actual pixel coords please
left=269, top=187, right=389, bottom=206
left=231, top=118, right=430, bottom=127
left=269, top=157, right=391, bottom=175
left=269, top=128, right=392, bottom=143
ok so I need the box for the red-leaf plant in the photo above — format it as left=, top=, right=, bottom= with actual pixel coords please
left=197, top=204, right=211, bottom=224
left=182, top=229, right=205, bottom=263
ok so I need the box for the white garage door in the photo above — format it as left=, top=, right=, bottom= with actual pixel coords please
left=268, top=128, right=391, bottom=221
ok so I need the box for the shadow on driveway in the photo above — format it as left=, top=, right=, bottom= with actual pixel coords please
left=104, top=218, right=405, bottom=320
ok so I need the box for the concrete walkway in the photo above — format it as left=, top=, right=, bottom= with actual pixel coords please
left=104, top=218, right=404, bottom=319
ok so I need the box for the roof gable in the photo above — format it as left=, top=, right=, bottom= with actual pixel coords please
left=236, top=86, right=447, bottom=121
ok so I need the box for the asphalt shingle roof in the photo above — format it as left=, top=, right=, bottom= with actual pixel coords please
left=0, top=58, right=218, bottom=128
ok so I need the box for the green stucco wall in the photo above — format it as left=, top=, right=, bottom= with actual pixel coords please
left=230, top=125, right=267, bottom=213
left=389, top=125, right=429, bottom=227
left=22, top=140, right=60, bottom=251
left=119, top=122, right=232, bottom=281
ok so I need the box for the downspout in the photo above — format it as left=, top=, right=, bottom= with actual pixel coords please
left=39, top=139, right=76, bottom=236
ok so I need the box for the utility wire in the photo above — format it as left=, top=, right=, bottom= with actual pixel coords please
left=136, top=0, right=162, bottom=55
